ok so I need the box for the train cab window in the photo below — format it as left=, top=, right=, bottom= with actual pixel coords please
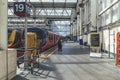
left=8, top=33, right=11, bottom=44
left=36, top=31, right=42, bottom=39
left=8, top=33, right=11, bottom=40
left=8, top=30, right=12, bottom=39
left=8, top=30, right=14, bottom=44
left=43, top=31, right=47, bottom=39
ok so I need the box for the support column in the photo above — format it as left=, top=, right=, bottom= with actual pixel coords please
left=77, top=15, right=80, bottom=40
left=33, top=8, right=36, bottom=26
left=72, top=24, right=74, bottom=37
left=70, top=24, right=73, bottom=37
left=72, top=23, right=75, bottom=41
left=73, top=22, right=77, bottom=41
left=0, top=0, right=8, bottom=80
left=0, top=0, right=8, bottom=50
left=79, top=8, right=84, bottom=39
left=71, top=24, right=73, bottom=40
left=24, top=0, right=28, bottom=68
left=70, top=25, right=72, bottom=35
left=90, top=0, right=97, bottom=31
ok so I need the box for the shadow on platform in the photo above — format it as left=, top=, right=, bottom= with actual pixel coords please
left=11, top=75, right=29, bottom=80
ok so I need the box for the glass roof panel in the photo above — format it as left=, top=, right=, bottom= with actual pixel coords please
left=54, top=21, right=70, bottom=25
left=35, top=8, right=72, bottom=16
left=8, top=0, right=74, bottom=36
left=8, top=9, right=13, bottom=15
left=66, top=0, right=77, bottom=2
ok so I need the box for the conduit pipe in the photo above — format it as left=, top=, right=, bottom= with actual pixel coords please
left=99, top=0, right=120, bottom=16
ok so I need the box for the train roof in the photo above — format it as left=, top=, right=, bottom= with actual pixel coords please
left=27, top=27, right=43, bottom=31
left=27, top=27, right=47, bottom=36
left=8, top=27, right=22, bottom=32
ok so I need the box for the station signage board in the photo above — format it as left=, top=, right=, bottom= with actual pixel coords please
left=90, top=32, right=100, bottom=48
left=14, top=2, right=30, bottom=17
left=116, top=32, right=120, bottom=67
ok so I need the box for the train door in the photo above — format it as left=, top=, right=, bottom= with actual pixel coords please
left=27, top=32, right=37, bottom=64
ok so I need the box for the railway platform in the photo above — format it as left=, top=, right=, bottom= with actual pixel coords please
left=12, top=41, right=120, bottom=80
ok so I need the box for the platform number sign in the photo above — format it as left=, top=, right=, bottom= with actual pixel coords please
left=14, top=2, right=30, bottom=17
left=14, top=3, right=24, bottom=12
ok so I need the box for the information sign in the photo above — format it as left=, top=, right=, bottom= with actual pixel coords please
left=14, top=2, right=30, bottom=17
left=90, top=33, right=100, bottom=48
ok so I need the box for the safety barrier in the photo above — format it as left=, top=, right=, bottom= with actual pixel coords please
left=116, top=32, right=120, bottom=67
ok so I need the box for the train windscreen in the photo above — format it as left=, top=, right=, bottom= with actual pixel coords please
left=8, top=29, right=13, bottom=44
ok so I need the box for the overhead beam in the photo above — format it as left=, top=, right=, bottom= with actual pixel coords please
left=53, top=30, right=70, bottom=32
left=8, top=15, right=71, bottom=20
left=98, top=0, right=120, bottom=16
left=8, top=23, right=70, bottom=27
left=8, top=2, right=76, bottom=8
left=8, top=24, right=46, bottom=27
left=0, top=0, right=8, bottom=50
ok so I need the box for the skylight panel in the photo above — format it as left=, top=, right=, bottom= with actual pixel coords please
left=66, top=0, right=77, bottom=3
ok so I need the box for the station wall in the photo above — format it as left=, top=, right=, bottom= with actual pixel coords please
left=98, top=0, right=120, bottom=58
left=102, top=26, right=120, bottom=57
left=72, top=0, right=120, bottom=56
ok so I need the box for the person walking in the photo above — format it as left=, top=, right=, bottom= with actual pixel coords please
left=58, top=39, right=62, bottom=52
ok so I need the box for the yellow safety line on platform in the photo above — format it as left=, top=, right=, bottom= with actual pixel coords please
left=40, top=48, right=57, bottom=59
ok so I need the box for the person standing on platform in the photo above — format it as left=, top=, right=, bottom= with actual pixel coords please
left=58, top=39, right=62, bottom=52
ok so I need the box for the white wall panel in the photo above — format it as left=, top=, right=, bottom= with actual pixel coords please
left=101, top=14, right=105, bottom=26
left=103, top=26, right=120, bottom=54
left=83, top=34, right=87, bottom=43
left=112, top=26, right=120, bottom=54
left=101, top=0, right=106, bottom=10
left=98, top=0, right=120, bottom=27
left=106, top=0, right=111, bottom=7
left=103, top=30, right=109, bottom=51
left=87, top=34, right=90, bottom=45
left=105, top=10, right=111, bottom=25
left=109, top=29, right=114, bottom=53
left=112, top=3, right=119, bottom=23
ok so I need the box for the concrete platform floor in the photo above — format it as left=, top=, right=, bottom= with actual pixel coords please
left=12, top=41, right=120, bottom=80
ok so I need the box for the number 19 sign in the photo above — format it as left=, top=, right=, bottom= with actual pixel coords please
left=14, top=2, right=30, bottom=17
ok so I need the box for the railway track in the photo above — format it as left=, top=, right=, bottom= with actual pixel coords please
left=40, top=46, right=57, bottom=59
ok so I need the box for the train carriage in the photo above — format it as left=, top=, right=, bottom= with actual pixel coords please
left=8, top=27, right=63, bottom=61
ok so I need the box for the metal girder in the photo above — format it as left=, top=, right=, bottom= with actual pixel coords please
left=8, top=15, right=71, bottom=20
left=8, top=23, right=70, bottom=27
left=8, top=21, right=45, bottom=24
left=8, top=24, right=46, bottom=27
left=51, top=24, right=70, bottom=26
left=8, top=2, right=74, bottom=21
left=53, top=30, right=70, bottom=32
left=8, top=2, right=76, bottom=8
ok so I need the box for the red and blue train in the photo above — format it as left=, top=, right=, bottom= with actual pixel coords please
left=8, top=27, right=64, bottom=58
